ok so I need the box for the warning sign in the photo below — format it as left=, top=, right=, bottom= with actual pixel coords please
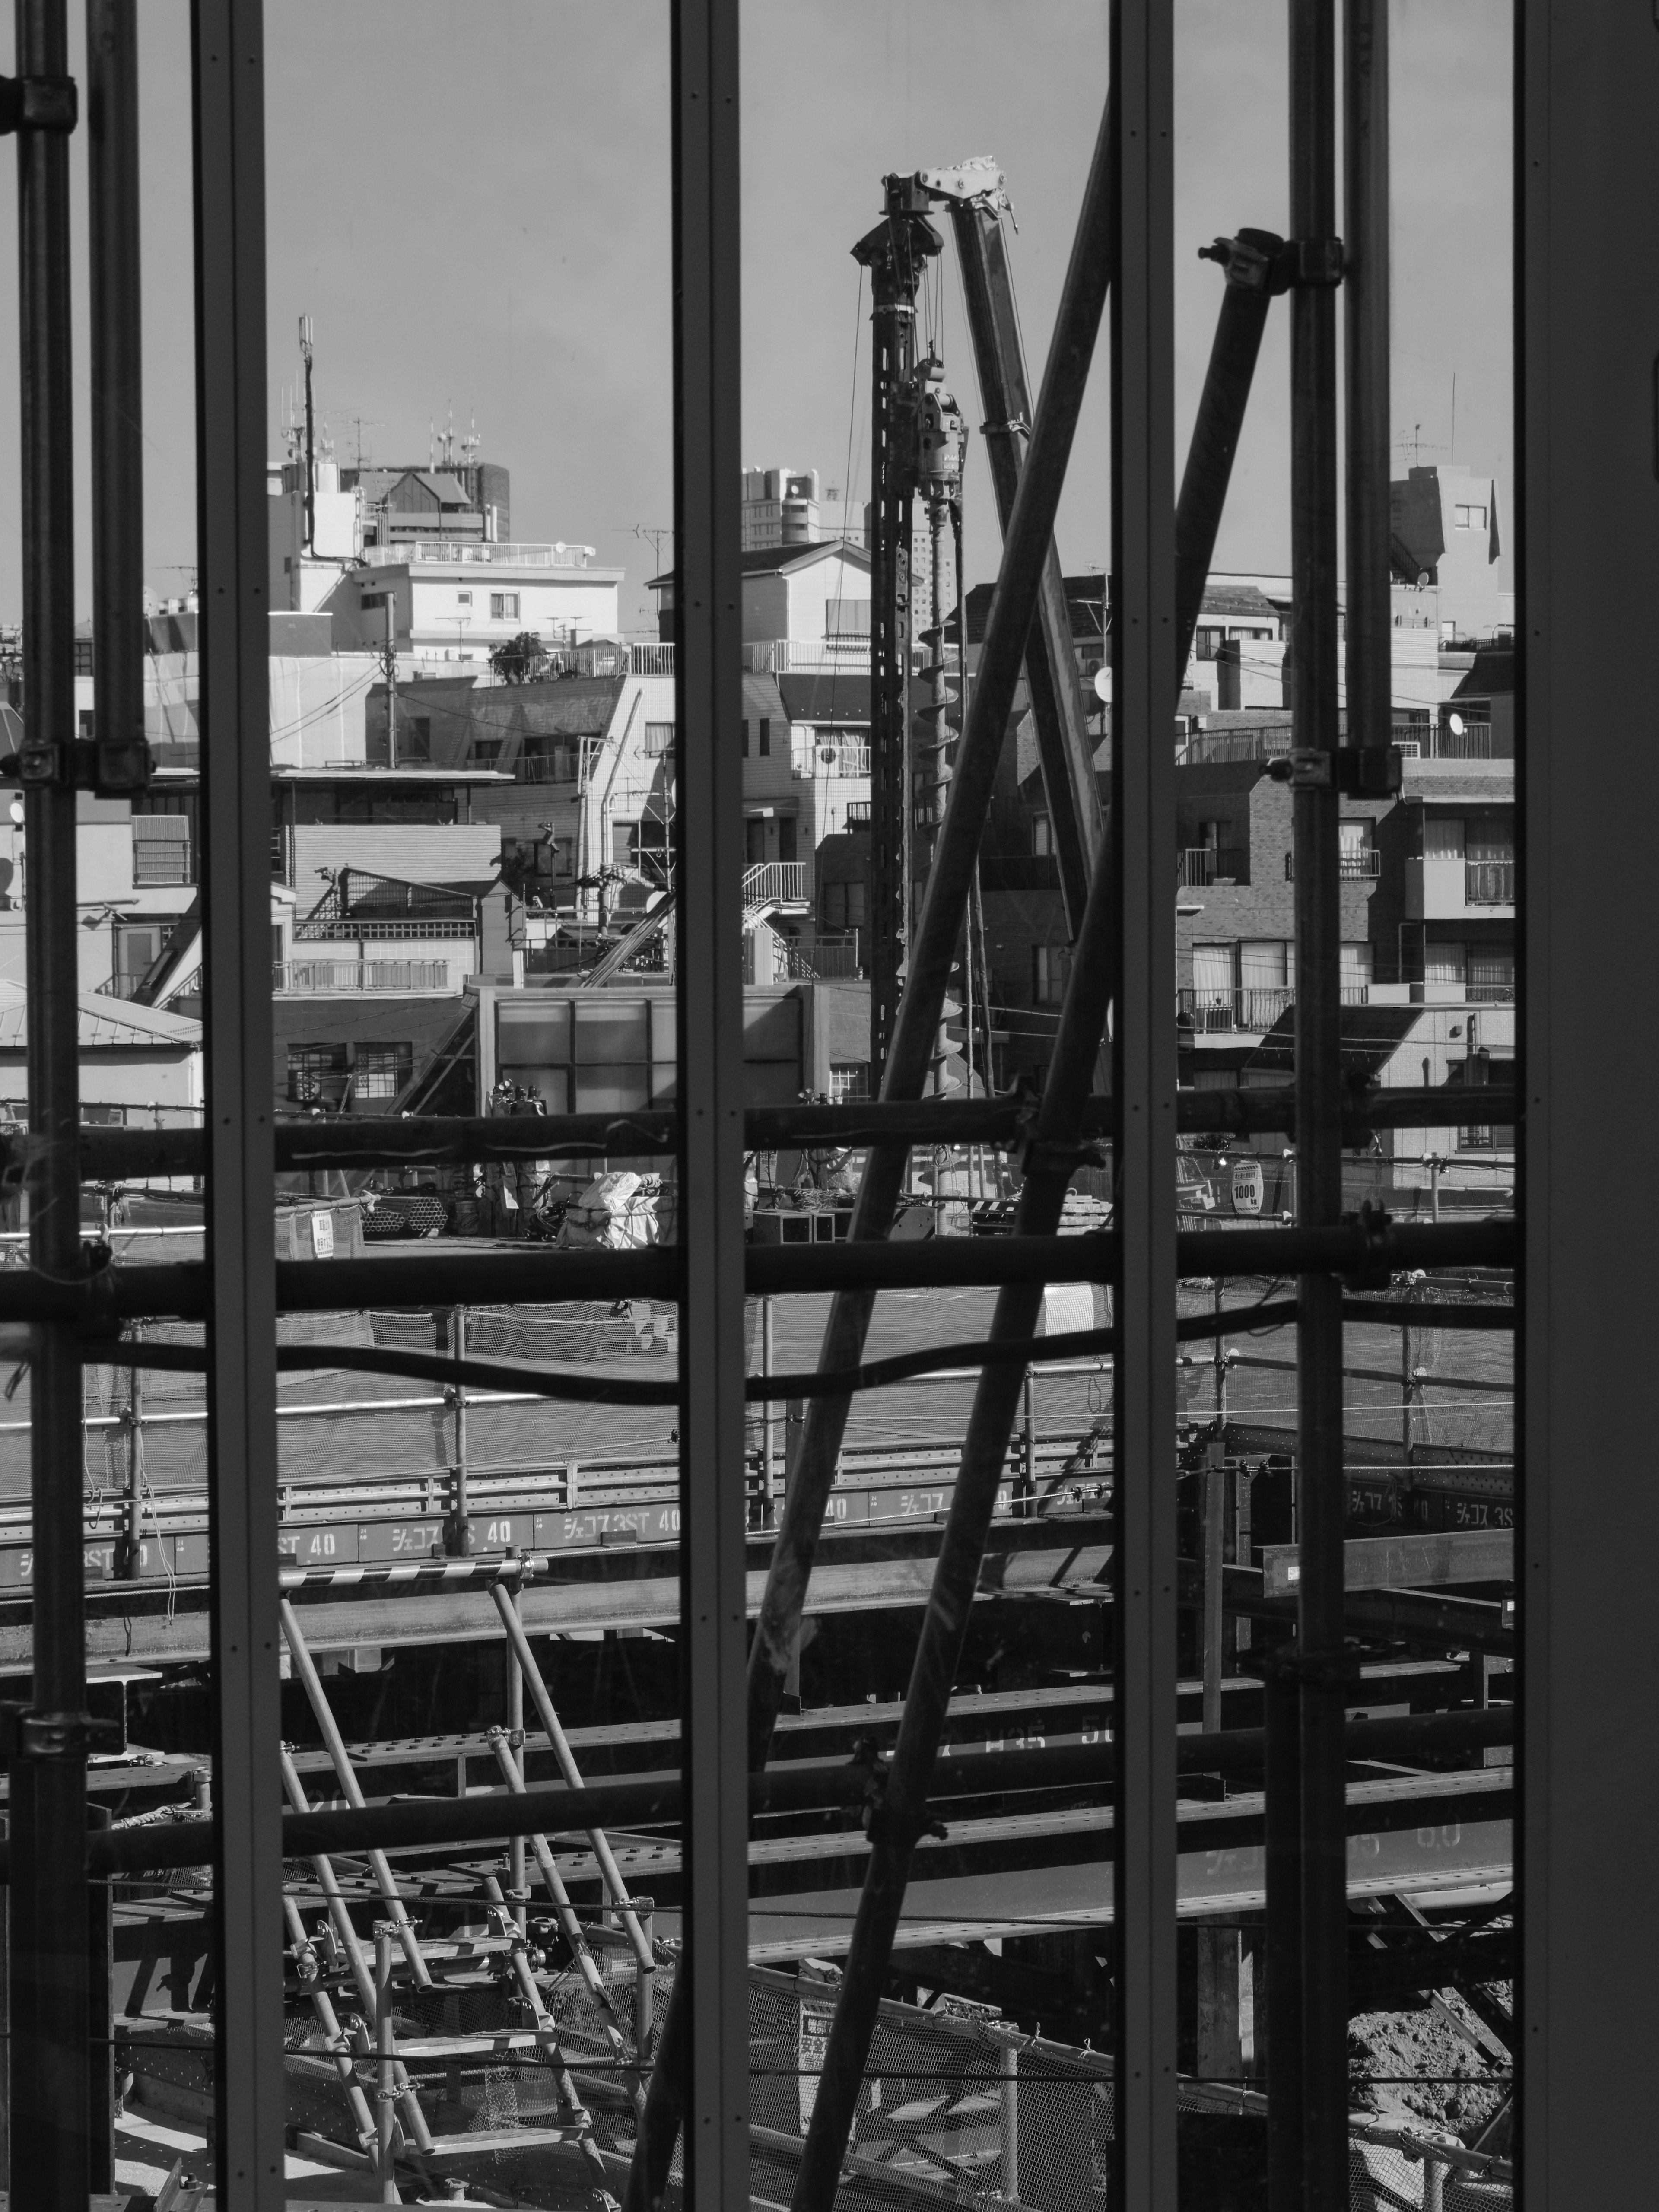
left=798, top=1999, right=836, bottom=2136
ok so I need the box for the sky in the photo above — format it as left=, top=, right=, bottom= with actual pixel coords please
left=0, top=0, right=1512, bottom=631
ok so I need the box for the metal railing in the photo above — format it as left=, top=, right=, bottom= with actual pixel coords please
left=362, top=540, right=599, bottom=570
left=759, top=638, right=872, bottom=674
left=781, top=933, right=862, bottom=981
left=295, top=918, right=477, bottom=942
left=844, top=800, right=872, bottom=827
left=629, top=642, right=676, bottom=677
left=1284, top=847, right=1382, bottom=880
left=273, top=960, right=452, bottom=994
left=1465, top=859, right=1516, bottom=903
left=1176, top=846, right=1246, bottom=886
left=1179, top=982, right=1374, bottom=1033
left=510, top=750, right=580, bottom=785
left=794, top=737, right=870, bottom=779
left=741, top=861, right=810, bottom=908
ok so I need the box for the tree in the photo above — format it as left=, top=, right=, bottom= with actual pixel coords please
left=490, top=629, right=548, bottom=685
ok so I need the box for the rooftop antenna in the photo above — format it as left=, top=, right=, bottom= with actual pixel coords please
left=461, top=410, right=481, bottom=475
left=298, top=315, right=316, bottom=551
left=428, top=417, right=435, bottom=473
left=1449, top=373, right=1456, bottom=463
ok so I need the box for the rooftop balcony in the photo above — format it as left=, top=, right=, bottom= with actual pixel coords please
left=273, top=959, right=454, bottom=995
left=363, top=540, right=600, bottom=570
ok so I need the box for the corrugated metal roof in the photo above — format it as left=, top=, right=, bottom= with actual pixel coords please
left=0, top=980, right=201, bottom=1052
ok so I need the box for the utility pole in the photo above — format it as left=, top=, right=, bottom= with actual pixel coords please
left=299, top=313, right=315, bottom=553
left=382, top=593, right=398, bottom=769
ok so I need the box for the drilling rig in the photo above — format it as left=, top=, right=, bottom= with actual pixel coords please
left=856, top=158, right=1103, bottom=1091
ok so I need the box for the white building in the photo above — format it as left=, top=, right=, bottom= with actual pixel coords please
left=741, top=467, right=822, bottom=550
left=324, top=542, right=623, bottom=674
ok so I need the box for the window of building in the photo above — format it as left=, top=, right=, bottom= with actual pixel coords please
left=829, top=1062, right=870, bottom=1102
left=758, top=717, right=771, bottom=756
left=456, top=590, right=472, bottom=606
left=1340, top=941, right=1373, bottom=998
left=287, top=1043, right=347, bottom=1106
left=741, top=721, right=749, bottom=756
left=1032, top=811, right=1053, bottom=857
left=1195, top=625, right=1223, bottom=658
left=353, top=1044, right=413, bottom=1101
left=823, top=881, right=867, bottom=931
left=1424, top=815, right=1465, bottom=858
left=745, top=818, right=768, bottom=864
left=132, top=818, right=193, bottom=886
left=1454, top=502, right=1488, bottom=530
left=643, top=722, right=676, bottom=756
left=489, top=591, right=520, bottom=619
left=1032, top=943, right=1071, bottom=1005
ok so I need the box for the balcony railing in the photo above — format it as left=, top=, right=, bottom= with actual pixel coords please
left=1283, top=848, right=1382, bottom=881
left=1177, top=846, right=1245, bottom=887
left=362, top=540, right=597, bottom=570
left=294, top=919, right=477, bottom=943
left=1180, top=985, right=1294, bottom=1033
left=758, top=639, right=872, bottom=675
left=781, top=933, right=862, bottom=981
left=273, top=960, right=452, bottom=994
left=1465, top=859, right=1516, bottom=904
left=844, top=801, right=872, bottom=827
left=741, top=861, right=810, bottom=910
left=793, top=738, right=871, bottom=779
left=1179, top=982, right=1373, bottom=1033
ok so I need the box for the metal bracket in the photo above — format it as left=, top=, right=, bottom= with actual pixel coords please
left=1283, top=235, right=1344, bottom=287
left=1269, top=744, right=1403, bottom=796
left=0, top=1703, right=124, bottom=1761
left=13, top=732, right=153, bottom=797
left=1197, top=227, right=1290, bottom=296
left=0, top=75, right=78, bottom=135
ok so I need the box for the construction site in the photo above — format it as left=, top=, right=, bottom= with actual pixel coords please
left=0, top=2, right=1650, bottom=2210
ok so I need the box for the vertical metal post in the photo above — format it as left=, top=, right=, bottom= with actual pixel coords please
left=1342, top=0, right=1390, bottom=758
left=506, top=1556, right=526, bottom=1930
left=645, top=5, right=749, bottom=2207
left=1201, top=1454, right=1225, bottom=1736
left=9, top=0, right=87, bottom=2197
left=1000, top=2039, right=1020, bottom=2202
left=119, top=1326, right=145, bottom=1577
left=1264, top=1651, right=1304, bottom=2207
left=445, top=1305, right=471, bottom=1555
left=1214, top=1277, right=1228, bottom=1422
left=1520, top=13, right=1659, bottom=2206
left=762, top=1294, right=776, bottom=1500
left=374, top=1924, right=397, bottom=2202
left=1111, top=2, right=1178, bottom=2203
left=1288, top=1, right=1348, bottom=2203
left=192, top=3, right=286, bottom=2193
left=87, top=0, right=144, bottom=773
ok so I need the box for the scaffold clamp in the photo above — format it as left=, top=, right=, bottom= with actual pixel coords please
left=0, top=75, right=78, bottom=134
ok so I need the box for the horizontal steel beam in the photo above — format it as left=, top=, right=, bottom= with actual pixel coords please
left=1260, top=1527, right=1513, bottom=1597
left=1, top=1218, right=1517, bottom=1325
left=44, top=1084, right=1517, bottom=1180
left=3, top=1705, right=1509, bottom=1884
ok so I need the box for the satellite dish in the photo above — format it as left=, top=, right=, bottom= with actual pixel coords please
left=820, top=746, right=837, bottom=765
left=1092, top=667, right=1110, bottom=703
left=1447, top=711, right=1466, bottom=737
